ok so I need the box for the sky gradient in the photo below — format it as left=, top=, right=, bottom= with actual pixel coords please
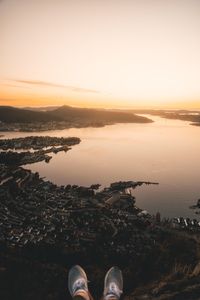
left=1, top=0, right=200, bottom=108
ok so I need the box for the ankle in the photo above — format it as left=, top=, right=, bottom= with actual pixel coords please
left=74, top=290, right=90, bottom=300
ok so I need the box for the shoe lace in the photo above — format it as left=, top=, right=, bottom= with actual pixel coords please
left=106, top=282, right=122, bottom=299
left=73, top=278, right=87, bottom=294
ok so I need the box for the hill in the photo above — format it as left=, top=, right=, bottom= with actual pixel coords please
left=51, top=105, right=153, bottom=123
left=0, top=106, right=61, bottom=123
left=0, top=105, right=153, bottom=125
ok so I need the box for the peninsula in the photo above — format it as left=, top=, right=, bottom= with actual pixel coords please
left=0, top=136, right=80, bottom=165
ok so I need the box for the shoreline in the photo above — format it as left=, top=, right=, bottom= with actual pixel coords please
left=0, top=119, right=153, bottom=133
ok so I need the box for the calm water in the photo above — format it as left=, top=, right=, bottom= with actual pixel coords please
left=2, top=115, right=200, bottom=218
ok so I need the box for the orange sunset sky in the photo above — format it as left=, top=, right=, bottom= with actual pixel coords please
left=1, top=0, right=200, bottom=109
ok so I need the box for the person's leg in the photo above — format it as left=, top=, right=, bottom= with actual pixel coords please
left=68, top=265, right=93, bottom=300
left=103, top=267, right=123, bottom=300
left=73, top=296, right=87, bottom=300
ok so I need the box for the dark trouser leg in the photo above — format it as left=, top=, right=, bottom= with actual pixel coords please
left=103, top=297, right=118, bottom=300
left=74, top=296, right=85, bottom=300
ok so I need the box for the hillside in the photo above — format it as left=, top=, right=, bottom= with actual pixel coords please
left=51, top=105, right=153, bottom=123
left=0, top=106, right=61, bottom=123
left=1, top=160, right=200, bottom=300
left=0, top=105, right=153, bottom=124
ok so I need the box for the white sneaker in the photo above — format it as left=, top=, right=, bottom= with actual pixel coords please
left=68, top=265, right=89, bottom=297
left=103, top=266, right=123, bottom=300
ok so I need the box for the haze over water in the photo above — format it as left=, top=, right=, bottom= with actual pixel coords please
left=2, top=115, right=200, bottom=218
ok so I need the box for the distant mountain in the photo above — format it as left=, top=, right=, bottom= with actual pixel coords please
left=125, top=109, right=200, bottom=125
left=22, top=106, right=60, bottom=112
left=0, top=105, right=153, bottom=124
left=0, top=106, right=61, bottom=123
left=51, top=105, right=153, bottom=123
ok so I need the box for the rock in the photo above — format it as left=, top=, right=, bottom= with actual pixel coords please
left=75, top=186, right=94, bottom=197
left=197, top=199, right=200, bottom=208
left=192, top=262, right=200, bottom=277
left=90, top=184, right=101, bottom=190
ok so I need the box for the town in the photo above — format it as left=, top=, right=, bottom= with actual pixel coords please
left=0, top=164, right=156, bottom=252
left=0, top=120, right=107, bottom=132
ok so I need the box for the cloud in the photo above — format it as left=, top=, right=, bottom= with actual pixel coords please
left=11, top=79, right=100, bottom=94
left=1, top=83, right=31, bottom=89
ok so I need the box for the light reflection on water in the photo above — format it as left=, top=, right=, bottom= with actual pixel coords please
left=1, top=115, right=200, bottom=218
